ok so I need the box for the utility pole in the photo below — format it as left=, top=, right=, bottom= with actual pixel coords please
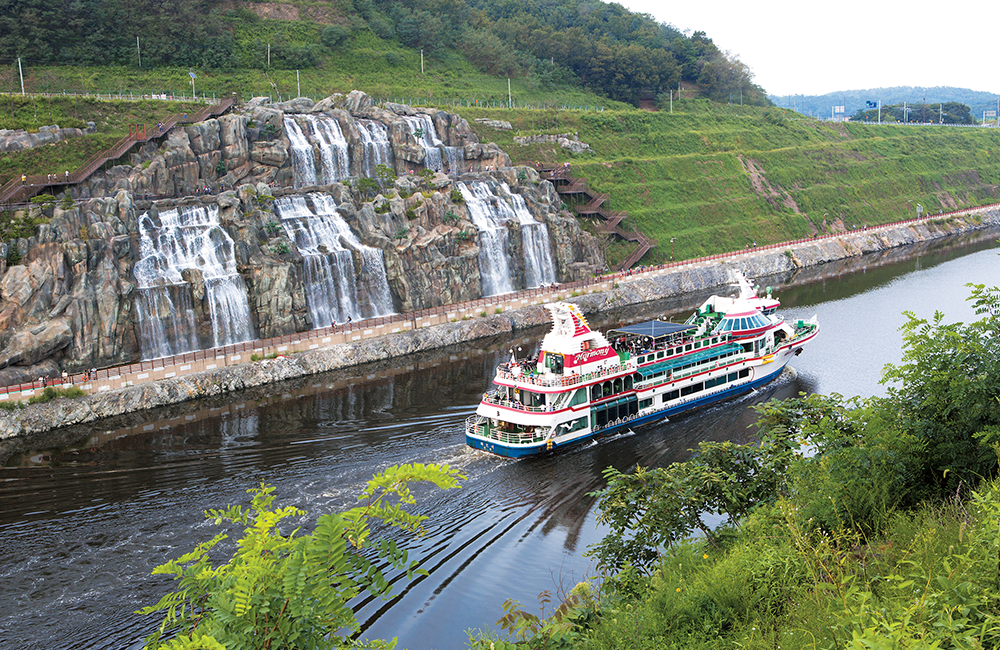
left=137, top=37, right=142, bottom=68
left=267, top=43, right=270, bottom=68
left=18, top=57, right=24, bottom=94
left=669, top=89, right=673, bottom=114
left=420, top=49, right=424, bottom=75
left=297, top=70, right=300, bottom=98
left=508, top=78, right=512, bottom=108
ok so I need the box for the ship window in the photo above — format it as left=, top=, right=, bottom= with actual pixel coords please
left=591, top=384, right=601, bottom=401
left=639, top=398, right=652, bottom=409
left=663, top=390, right=679, bottom=403
left=739, top=368, right=750, bottom=378
left=657, top=351, right=664, bottom=359
left=681, top=382, right=704, bottom=396
left=603, top=381, right=612, bottom=397
left=625, top=375, right=635, bottom=390
left=571, top=389, right=587, bottom=406
left=685, top=344, right=692, bottom=352
left=563, top=417, right=587, bottom=433
left=613, top=378, right=623, bottom=393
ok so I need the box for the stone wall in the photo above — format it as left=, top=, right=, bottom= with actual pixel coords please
left=1, top=209, right=996, bottom=445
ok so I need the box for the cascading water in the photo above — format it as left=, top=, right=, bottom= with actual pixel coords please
left=459, top=181, right=558, bottom=296
left=403, top=115, right=444, bottom=172
left=307, top=115, right=350, bottom=183
left=358, top=120, right=393, bottom=179
left=275, top=193, right=394, bottom=328
left=459, top=182, right=515, bottom=296
left=133, top=205, right=255, bottom=358
left=285, top=116, right=318, bottom=188
left=500, top=184, right=557, bottom=288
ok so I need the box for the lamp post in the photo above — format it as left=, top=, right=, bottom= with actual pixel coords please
left=670, top=237, right=675, bottom=261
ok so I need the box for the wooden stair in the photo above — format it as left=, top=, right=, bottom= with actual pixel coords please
left=539, top=165, right=656, bottom=271
left=0, top=96, right=236, bottom=207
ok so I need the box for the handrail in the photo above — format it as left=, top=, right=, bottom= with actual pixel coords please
left=541, top=166, right=658, bottom=271
left=0, top=96, right=235, bottom=205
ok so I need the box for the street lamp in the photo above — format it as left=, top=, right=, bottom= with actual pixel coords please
left=670, top=237, right=675, bottom=260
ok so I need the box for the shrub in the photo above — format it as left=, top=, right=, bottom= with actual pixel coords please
left=138, top=466, right=464, bottom=650
left=450, top=189, right=465, bottom=203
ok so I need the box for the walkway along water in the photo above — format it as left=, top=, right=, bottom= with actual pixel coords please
left=1, top=202, right=998, bottom=440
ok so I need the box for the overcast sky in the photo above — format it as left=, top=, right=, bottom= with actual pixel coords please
left=615, top=0, right=999, bottom=98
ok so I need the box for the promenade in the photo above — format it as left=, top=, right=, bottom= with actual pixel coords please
left=1, top=200, right=997, bottom=405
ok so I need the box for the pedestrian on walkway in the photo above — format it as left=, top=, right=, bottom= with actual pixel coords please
left=21, top=173, right=26, bottom=185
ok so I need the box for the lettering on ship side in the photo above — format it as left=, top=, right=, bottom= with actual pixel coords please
left=572, top=348, right=611, bottom=365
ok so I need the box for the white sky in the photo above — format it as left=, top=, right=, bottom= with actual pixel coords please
left=614, top=0, right=1000, bottom=97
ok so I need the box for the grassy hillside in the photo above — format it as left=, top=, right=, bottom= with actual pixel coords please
left=463, top=101, right=1000, bottom=264
left=4, top=85, right=1000, bottom=267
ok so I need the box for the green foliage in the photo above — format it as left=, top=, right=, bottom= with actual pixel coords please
left=450, top=189, right=465, bottom=203
left=214, top=161, right=226, bottom=176
left=139, top=465, right=464, bottom=650
left=321, top=25, right=351, bottom=50
left=27, top=386, right=86, bottom=403
left=375, top=164, right=396, bottom=187
left=270, top=241, right=291, bottom=255
left=443, top=210, right=459, bottom=223
left=263, top=221, right=281, bottom=236
left=356, top=176, right=380, bottom=199
left=0, top=400, right=25, bottom=411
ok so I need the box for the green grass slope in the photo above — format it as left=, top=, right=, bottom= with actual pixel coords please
left=464, top=102, right=1000, bottom=264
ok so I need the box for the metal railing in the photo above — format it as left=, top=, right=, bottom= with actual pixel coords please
left=0, top=96, right=235, bottom=205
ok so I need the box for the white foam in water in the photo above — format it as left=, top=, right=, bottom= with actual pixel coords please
left=359, top=120, right=393, bottom=179
left=403, top=115, right=444, bottom=172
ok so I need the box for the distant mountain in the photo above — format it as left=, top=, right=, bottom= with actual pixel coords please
left=769, top=87, right=1000, bottom=121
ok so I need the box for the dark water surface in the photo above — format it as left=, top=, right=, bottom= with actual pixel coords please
left=1, top=230, right=998, bottom=650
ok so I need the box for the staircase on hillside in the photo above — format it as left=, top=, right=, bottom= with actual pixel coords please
left=0, top=96, right=236, bottom=206
left=540, top=165, right=656, bottom=271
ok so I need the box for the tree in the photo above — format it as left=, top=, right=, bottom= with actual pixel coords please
left=138, top=463, right=464, bottom=650
left=881, top=284, right=1000, bottom=492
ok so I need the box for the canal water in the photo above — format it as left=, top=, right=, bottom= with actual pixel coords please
left=1, top=230, right=997, bottom=650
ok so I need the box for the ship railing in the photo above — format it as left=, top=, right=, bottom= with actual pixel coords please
left=481, top=393, right=552, bottom=413
left=495, top=363, right=631, bottom=388
left=465, top=415, right=545, bottom=445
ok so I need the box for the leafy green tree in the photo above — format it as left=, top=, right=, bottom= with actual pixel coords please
left=138, top=463, right=464, bottom=650
left=881, top=284, right=1000, bottom=492
left=375, top=163, right=397, bottom=187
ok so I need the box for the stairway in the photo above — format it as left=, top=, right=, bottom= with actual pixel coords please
left=540, top=165, right=656, bottom=271
left=0, top=96, right=236, bottom=206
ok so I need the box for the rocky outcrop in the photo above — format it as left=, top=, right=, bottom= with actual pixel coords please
left=514, top=132, right=592, bottom=154
left=3, top=213, right=997, bottom=443
left=0, top=91, right=605, bottom=377
left=0, top=123, right=97, bottom=154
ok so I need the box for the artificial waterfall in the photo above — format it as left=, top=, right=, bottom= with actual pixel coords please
left=133, top=205, right=256, bottom=359
left=459, top=181, right=557, bottom=296
left=275, top=193, right=394, bottom=328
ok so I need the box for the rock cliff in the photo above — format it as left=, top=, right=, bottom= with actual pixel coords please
left=0, top=92, right=605, bottom=382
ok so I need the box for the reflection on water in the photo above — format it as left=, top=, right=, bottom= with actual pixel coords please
left=0, top=228, right=997, bottom=650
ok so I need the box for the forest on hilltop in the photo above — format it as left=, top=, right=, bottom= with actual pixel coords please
left=0, top=0, right=768, bottom=107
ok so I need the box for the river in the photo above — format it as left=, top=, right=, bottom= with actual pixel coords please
left=1, top=230, right=997, bottom=650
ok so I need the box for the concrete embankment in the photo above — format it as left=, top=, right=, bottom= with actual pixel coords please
left=2, top=208, right=998, bottom=443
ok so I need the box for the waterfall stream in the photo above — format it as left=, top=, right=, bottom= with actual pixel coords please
left=459, top=181, right=557, bottom=295
left=307, top=115, right=350, bottom=183
left=285, top=116, right=318, bottom=188
left=133, top=205, right=255, bottom=358
left=275, top=193, right=394, bottom=327
left=359, top=120, right=393, bottom=179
